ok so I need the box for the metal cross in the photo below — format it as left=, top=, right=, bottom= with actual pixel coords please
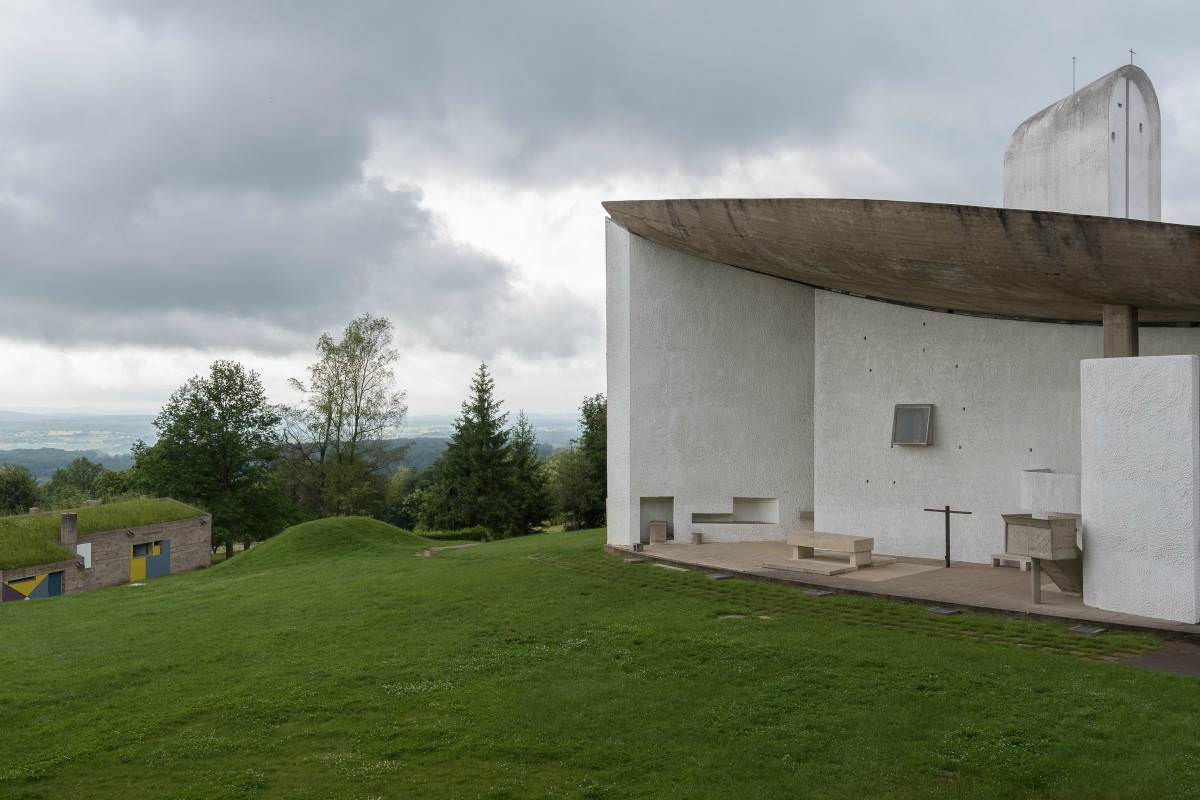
left=1129, top=48, right=1136, bottom=65
left=923, top=505, right=973, bottom=568
left=1072, top=56, right=1076, bottom=92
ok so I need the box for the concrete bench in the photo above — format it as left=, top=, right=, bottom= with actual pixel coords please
left=787, top=532, right=875, bottom=568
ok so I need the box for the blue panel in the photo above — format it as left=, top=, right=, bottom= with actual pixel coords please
left=27, top=575, right=50, bottom=599
left=147, top=539, right=171, bottom=579
left=46, top=571, right=63, bottom=597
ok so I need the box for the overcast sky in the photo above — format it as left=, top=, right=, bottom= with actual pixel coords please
left=4, top=1, right=1200, bottom=416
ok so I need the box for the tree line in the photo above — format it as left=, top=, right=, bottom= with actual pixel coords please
left=0, top=314, right=606, bottom=556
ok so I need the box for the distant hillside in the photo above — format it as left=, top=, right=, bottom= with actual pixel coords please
left=0, top=448, right=134, bottom=481
left=395, top=438, right=449, bottom=471
left=392, top=437, right=557, bottom=472
left=0, top=436, right=559, bottom=481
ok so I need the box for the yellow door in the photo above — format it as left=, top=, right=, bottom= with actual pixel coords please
left=130, top=546, right=146, bottom=582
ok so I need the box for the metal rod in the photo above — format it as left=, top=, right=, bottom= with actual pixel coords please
left=944, top=505, right=951, bottom=567
left=924, top=506, right=973, bottom=568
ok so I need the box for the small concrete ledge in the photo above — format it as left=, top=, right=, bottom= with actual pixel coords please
left=764, top=558, right=857, bottom=576
left=690, top=522, right=783, bottom=543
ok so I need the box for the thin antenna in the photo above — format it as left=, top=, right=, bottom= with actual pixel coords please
left=1129, top=48, right=1136, bottom=65
left=1072, top=56, right=1076, bottom=92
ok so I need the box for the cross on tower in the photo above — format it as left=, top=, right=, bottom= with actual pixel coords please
left=1129, top=48, right=1136, bottom=64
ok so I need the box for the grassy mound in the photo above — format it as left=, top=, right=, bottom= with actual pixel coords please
left=1, top=521, right=1197, bottom=799
left=215, top=516, right=431, bottom=572
left=0, top=497, right=203, bottom=570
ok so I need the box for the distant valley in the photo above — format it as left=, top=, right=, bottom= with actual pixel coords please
left=0, top=410, right=577, bottom=480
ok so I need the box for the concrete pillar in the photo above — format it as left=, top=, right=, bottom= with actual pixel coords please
left=1102, top=304, right=1138, bottom=357
left=60, top=512, right=78, bottom=549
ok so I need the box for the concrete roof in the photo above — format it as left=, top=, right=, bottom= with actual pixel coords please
left=602, top=198, right=1200, bottom=323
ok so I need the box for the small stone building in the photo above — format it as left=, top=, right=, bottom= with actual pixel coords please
left=1, top=507, right=211, bottom=602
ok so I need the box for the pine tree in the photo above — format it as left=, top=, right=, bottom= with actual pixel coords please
left=576, top=394, right=607, bottom=527
left=550, top=394, right=607, bottom=530
left=421, top=363, right=513, bottom=534
left=509, top=411, right=550, bottom=535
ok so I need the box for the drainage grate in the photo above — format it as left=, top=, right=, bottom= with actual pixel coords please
left=706, top=572, right=733, bottom=580
left=927, top=606, right=961, bottom=616
left=1069, top=624, right=1106, bottom=636
left=805, top=589, right=834, bottom=597
left=622, top=557, right=646, bottom=564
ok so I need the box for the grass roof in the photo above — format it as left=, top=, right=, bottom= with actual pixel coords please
left=0, top=498, right=204, bottom=571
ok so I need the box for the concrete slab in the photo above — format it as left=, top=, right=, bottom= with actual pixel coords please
left=619, top=540, right=1200, bottom=638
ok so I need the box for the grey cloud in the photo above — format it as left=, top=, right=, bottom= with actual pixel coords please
left=5, top=0, right=1200, bottom=358
left=93, top=0, right=1200, bottom=196
left=0, top=1, right=603, bottom=357
left=0, top=178, right=597, bottom=356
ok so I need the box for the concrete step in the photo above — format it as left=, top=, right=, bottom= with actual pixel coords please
left=763, top=558, right=858, bottom=576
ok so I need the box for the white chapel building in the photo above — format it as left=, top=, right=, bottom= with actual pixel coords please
left=604, top=65, right=1200, bottom=624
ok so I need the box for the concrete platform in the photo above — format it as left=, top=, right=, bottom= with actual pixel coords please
left=609, top=540, right=1200, bottom=639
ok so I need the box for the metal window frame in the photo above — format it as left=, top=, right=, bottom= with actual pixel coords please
left=891, top=403, right=934, bottom=446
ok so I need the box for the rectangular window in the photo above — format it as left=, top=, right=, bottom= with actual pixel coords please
left=892, top=404, right=933, bottom=446
left=132, top=542, right=151, bottom=557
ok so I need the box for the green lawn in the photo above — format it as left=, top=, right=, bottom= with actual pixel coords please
left=0, top=498, right=203, bottom=570
left=1, top=518, right=1198, bottom=799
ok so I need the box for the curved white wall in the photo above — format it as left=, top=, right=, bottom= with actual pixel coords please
left=606, top=223, right=814, bottom=546
left=607, top=220, right=1200, bottom=564
left=814, top=291, right=1200, bottom=563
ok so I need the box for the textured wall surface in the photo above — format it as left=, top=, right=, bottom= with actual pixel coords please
left=1004, top=65, right=1160, bottom=220
left=1020, top=471, right=1082, bottom=517
left=1081, top=356, right=1200, bottom=623
left=813, top=291, right=1200, bottom=564
left=606, top=225, right=814, bottom=546
left=606, top=221, right=634, bottom=545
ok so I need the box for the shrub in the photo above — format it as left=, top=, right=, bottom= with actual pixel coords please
left=419, top=525, right=492, bottom=542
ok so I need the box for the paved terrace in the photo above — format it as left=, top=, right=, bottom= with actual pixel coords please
left=607, top=540, right=1200, bottom=639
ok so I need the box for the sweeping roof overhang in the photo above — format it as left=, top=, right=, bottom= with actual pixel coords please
left=602, top=198, right=1200, bottom=323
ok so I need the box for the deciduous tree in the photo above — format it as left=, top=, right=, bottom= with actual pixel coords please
left=0, top=465, right=39, bottom=515
left=134, top=360, right=284, bottom=556
left=42, top=456, right=105, bottom=506
left=284, top=314, right=408, bottom=516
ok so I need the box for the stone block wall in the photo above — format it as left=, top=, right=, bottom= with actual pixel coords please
left=1, top=514, right=211, bottom=601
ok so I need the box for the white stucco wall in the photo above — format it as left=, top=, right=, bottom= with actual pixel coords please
left=1020, top=470, right=1081, bottom=517
left=1003, top=65, right=1160, bottom=220
left=813, top=291, right=1200, bottom=565
left=605, top=222, right=814, bottom=546
left=1081, top=356, right=1200, bottom=624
